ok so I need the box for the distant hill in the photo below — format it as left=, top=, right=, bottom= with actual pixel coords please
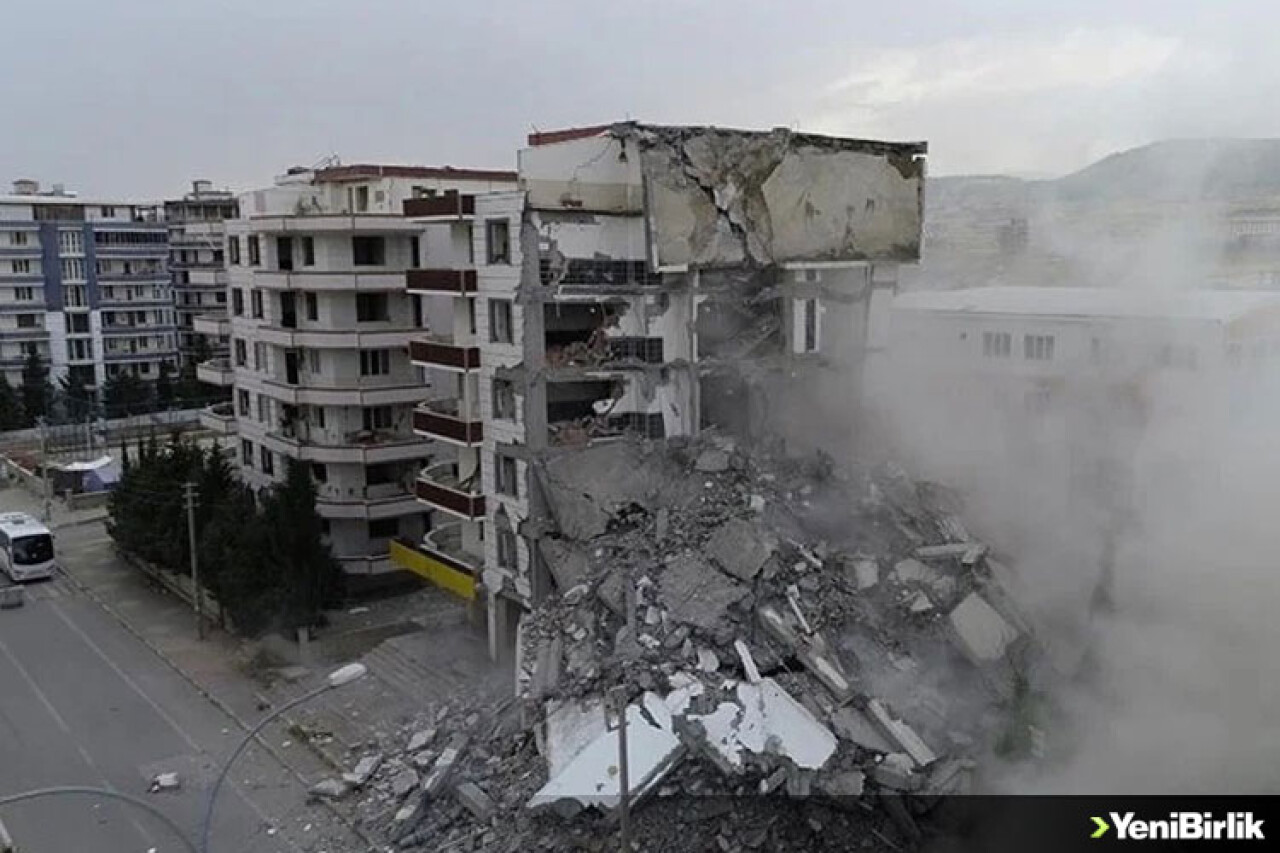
left=935, top=139, right=1280, bottom=207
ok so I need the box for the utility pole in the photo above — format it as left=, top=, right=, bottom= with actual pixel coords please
left=184, top=481, right=204, bottom=640
left=37, top=416, right=51, bottom=523
left=611, top=686, right=631, bottom=852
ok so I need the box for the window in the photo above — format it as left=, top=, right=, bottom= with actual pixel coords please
left=496, top=525, right=517, bottom=570
left=100, top=206, right=115, bottom=218
left=362, top=406, right=392, bottom=431
left=253, top=341, right=265, bottom=371
left=355, top=186, right=369, bottom=213
left=66, top=313, right=89, bottom=333
left=247, top=235, right=260, bottom=266
left=231, top=289, right=244, bottom=316
left=305, top=292, right=318, bottom=320
left=17, top=314, right=38, bottom=328
left=11, top=260, right=31, bottom=274
left=61, top=258, right=85, bottom=281
left=241, top=439, right=254, bottom=468
left=492, top=378, right=516, bottom=420
left=352, top=236, right=386, bottom=266
left=15, top=286, right=33, bottom=300
left=802, top=298, right=818, bottom=353
left=359, top=349, right=390, bottom=376
left=139, top=362, right=151, bottom=375
left=302, top=236, right=315, bottom=266
left=228, top=236, right=241, bottom=265
left=495, top=453, right=518, bottom=497
left=251, top=289, right=263, bottom=319
left=311, top=463, right=328, bottom=483
left=59, top=230, right=83, bottom=255
left=410, top=236, right=420, bottom=269
left=982, top=331, right=1012, bottom=358
left=237, top=389, right=250, bottom=416
left=489, top=298, right=513, bottom=344
left=234, top=339, right=247, bottom=366
left=356, top=293, right=387, bottom=322
left=485, top=219, right=510, bottom=265
left=1023, top=334, right=1055, bottom=361
left=64, top=285, right=86, bottom=307
left=215, top=291, right=227, bottom=305
left=11, top=231, right=28, bottom=246
left=368, top=518, right=399, bottom=540
left=312, top=405, right=326, bottom=428
left=260, top=446, right=274, bottom=475
left=257, top=394, right=268, bottom=423
left=307, top=349, right=321, bottom=373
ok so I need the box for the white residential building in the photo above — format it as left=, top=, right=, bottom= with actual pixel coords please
left=0, top=179, right=176, bottom=395
left=209, top=164, right=515, bottom=584
left=391, top=123, right=928, bottom=657
left=163, top=181, right=237, bottom=365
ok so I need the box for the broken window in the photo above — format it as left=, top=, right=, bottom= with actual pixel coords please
left=495, top=453, right=518, bottom=497
left=492, top=378, right=517, bottom=421
left=352, top=236, right=385, bottom=266
left=607, top=337, right=664, bottom=364
left=489, top=299, right=513, bottom=344
left=1023, top=334, right=1054, bottom=361
left=982, top=331, right=1011, bottom=358
left=486, top=219, right=510, bottom=265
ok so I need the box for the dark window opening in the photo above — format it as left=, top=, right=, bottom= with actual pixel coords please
left=356, top=293, right=388, bottom=322
left=485, top=219, right=510, bottom=265
left=352, top=236, right=386, bottom=266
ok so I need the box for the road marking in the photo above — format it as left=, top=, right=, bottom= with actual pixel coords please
left=0, top=634, right=73, bottom=734
left=48, top=600, right=205, bottom=754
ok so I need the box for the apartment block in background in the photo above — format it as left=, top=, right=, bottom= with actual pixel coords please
left=219, top=163, right=515, bottom=583
left=164, top=180, right=237, bottom=365
left=391, top=123, right=927, bottom=658
left=0, top=179, right=176, bottom=393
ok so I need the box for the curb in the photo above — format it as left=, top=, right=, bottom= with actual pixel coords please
left=57, top=558, right=384, bottom=852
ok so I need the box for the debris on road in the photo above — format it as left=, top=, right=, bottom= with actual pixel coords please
left=147, top=772, right=180, bottom=793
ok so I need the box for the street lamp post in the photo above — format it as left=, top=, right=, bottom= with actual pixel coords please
left=0, top=786, right=199, bottom=853
left=198, top=662, right=367, bottom=853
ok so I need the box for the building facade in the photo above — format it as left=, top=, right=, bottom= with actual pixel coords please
left=163, top=181, right=237, bottom=366
left=392, top=123, right=928, bottom=657
left=0, top=180, right=176, bottom=398
left=207, top=164, right=516, bottom=581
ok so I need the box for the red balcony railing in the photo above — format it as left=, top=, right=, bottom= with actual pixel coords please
left=405, top=268, right=477, bottom=294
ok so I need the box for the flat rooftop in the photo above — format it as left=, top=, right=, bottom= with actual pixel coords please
left=894, top=286, right=1280, bottom=323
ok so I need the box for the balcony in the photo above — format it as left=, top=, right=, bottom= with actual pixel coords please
left=256, top=325, right=415, bottom=350
left=405, top=268, right=477, bottom=295
left=196, top=357, right=235, bottom=386
left=199, top=402, right=237, bottom=435
left=403, top=194, right=475, bottom=219
left=255, top=270, right=406, bottom=292
left=388, top=528, right=478, bottom=600
left=315, top=484, right=420, bottom=520
left=415, top=462, right=485, bottom=519
left=413, top=398, right=482, bottom=445
left=261, top=426, right=428, bottom=464
left=193, top=314, right=230, bottom=337
left=408, top=335, right=480, bottom=372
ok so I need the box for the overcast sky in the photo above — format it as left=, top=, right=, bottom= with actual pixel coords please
left=2, top=0, right=1277, bottom=198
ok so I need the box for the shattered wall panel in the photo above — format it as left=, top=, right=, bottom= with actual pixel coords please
left=630, top=125, right=926, bottom=268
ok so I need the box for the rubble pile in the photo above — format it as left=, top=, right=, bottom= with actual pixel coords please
left=326, top=433, right=1044, bottom=851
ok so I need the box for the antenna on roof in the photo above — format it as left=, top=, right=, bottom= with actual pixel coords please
left=311, top=154, right=341, bottom=170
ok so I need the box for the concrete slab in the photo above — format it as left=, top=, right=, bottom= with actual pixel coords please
left=867, top=700, right=937, bottom=768
left=660, top=553, right=748, bottom=632
left=829, top=707, right=896, bottom=754
left=545, top=697, right=608, bottom=777
left=949, top=592, right=1019, bottom=662
left=706, top=518, right=774, bottom=581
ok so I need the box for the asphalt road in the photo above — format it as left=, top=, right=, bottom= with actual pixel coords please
left=0, top=536, right=352, bottom=852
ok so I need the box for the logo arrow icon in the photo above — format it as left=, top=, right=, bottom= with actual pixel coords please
left=1091, top=816, right=1111, bottom=839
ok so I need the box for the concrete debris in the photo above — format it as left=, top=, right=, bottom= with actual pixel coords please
left=707, top=518, right=775, bottom=581
left=148, top=772, right=180, bottom=793
left=453, top=781, right=496, bottom=821
left=342, top=754, right=382, bottom=787
left=867, top=700, right=937, bottom=768
left=350, top=435, right=1048, bottom=851
left=949, top=592, right=1020, bottom=663
left=308, top=778, right=351, bottom=800
left=390, top=769, right=419, bottom=798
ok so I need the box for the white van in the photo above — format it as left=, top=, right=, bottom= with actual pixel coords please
left=0, top=512, right=56, bottom=581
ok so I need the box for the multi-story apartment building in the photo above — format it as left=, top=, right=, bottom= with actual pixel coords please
left=208, top=164, right=516, bottom=583
left=391, top=123, right=928, bottom=658
left=0, top=179, right=176, bottom=394
left=163, top=181, right=237, bottom=365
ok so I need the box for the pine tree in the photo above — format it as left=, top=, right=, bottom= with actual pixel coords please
left=19, top=346, right=52, bottom=425
left=261, top=459, right=343, bottom=629
left=0, top=374, right=23, bottom=432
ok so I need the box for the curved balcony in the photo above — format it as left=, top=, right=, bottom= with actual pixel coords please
left=199, top=402, right=237, bottom=435
left=412, top=398, right=482, bottom=446
left=193, top=314, right=230, bottom=337
left=261, top=426, right=428, bottom=465
left=315, top=483, right=420, bottom=520
left=415, top=462, right=485, bottom=519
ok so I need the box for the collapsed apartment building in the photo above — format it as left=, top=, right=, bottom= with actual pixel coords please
left=392, top=122, right=928, bottom=660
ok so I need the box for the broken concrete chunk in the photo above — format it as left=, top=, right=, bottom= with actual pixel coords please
left=758, top=604, right=856, bottom=702
left=734, top=640, right=762, bottom=683
left=678, top=678, right=837, bottom=775
left=660, top=553, right=748, bottom=631
left=423, top=736, right=469, bottom=798
left=309, top=778, right=351, bottom=800
left=390, top=769, right=420, bottom=798
left=148, top=772, right=180, bottom=793
left=949, top=592, right=1020, bottom=662
left=872, top=753, right=919, bottom=791
left=545, top=698, right=608, bottom=777
left=914, top=543, right=972, bottom=561
left=908, top=590, right=934, bottom=613
left=829, top=707, right=896, bottom=754
left=529, top=692, right=684, bottom=814
left=867, top=700, right=937, bottom=768
left=695, top=448, right=731, bottom=472
left=530, top=635, right=564, bottom=701
left=818, top=770, right=866, bottom=797
left=454, top=781, right=497, bottom=821
left=343, top=754, right=382, bottom=787
left=892, top=558, right=939, bottom=585
left=406, top=729, right=436, bottom=754
left=696, top=647, right=720, bottom=673
left=853, top=559, right=879, bottom=590
left=785, top=585, right=813, bottom=635
left=707, top=518, right=775, bottom=581
left=540, top=538, right=592, bottom=593
left=596, top=569, right=625, bottom=616
left=961, top=544, right=988, bottom=566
